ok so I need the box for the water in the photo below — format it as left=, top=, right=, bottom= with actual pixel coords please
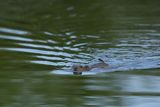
left=0, top=0, right=160, bottom=106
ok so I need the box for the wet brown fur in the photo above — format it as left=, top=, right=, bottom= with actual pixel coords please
left=72, top=59, right=108, bottom=74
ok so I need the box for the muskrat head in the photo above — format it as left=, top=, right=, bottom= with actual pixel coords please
left=72, top=65, right=91, bottom=75
left=72, top=65, right=83, bottom=75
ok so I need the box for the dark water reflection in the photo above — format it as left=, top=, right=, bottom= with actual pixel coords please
left=0, top=0, right=160, bottom=107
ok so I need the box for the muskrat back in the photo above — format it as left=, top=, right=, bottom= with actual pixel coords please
left=90, top=58, right=108, bottom=69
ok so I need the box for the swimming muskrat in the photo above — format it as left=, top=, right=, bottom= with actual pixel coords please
left=72, top=58, right=108, bottom=75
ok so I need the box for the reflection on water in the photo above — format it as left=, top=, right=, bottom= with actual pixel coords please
left=1, top=73, right=160, bottom=107
left=0, top=0, right=160, bottom=107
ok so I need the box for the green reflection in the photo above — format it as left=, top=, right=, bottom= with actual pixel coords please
left=0, top=0, right=160, bottom=107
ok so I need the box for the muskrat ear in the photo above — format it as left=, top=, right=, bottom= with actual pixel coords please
left=98, top=58, right=105, bottom=63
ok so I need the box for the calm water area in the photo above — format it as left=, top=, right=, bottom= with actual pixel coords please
left=0, top=0, right=160, bottom=107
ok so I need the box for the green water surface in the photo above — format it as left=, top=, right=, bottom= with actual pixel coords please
left=0, top=0, right=160, bottom=107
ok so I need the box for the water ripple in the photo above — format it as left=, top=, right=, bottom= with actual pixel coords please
left=0, top=27, right=30, bottom=35
left=0, top=27, right=160, bottom=74
left=0, top=35, right=34, bottom=42
left=0, top=48, right=74, bottom=57
left=35, top=55, right=88, bottom=63
left=30, top=60, right=72, bottom=66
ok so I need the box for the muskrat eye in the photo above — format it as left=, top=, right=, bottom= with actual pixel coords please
left=73, top=67, right=77, bottom=71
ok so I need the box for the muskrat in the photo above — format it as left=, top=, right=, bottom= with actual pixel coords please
left=72, top=58, right=108, bottom=75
